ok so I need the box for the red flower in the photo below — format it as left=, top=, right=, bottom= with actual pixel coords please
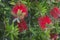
left=50, top=33, right=58, bottom=40
left=38, top=16, right=51, bottom=30
left=12, top=3, right=28, bottom=17
left=17, top=19, right=28, bottom=32
left=50, top=7, right=60, bottom=19
left=11, top=3, right=28, bottom=32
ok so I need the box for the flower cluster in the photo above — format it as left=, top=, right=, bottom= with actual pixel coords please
left=50, top=7, right=60, bottom=19
left=11, top=1, right=60, bottom=40
left=38, top=7, right=60, bottom=30
left=12, top=3, right=28, bottom=17
left=38, top=16, right=51, bottom=30
left=12, top=3, right=28, bottom=32
left=17, top=19, right=28, bottom=32
left=38, top=6, right=60, bottom=40
left=50, top=33, right=58, bottom=40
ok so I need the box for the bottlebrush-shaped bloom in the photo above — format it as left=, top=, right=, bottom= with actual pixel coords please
left=38, top=16, right=51, bottom=30
left=17, top=19, right=28, bottom=32
left=50, top=7, right=60, bottom=19
left=50, top=33, right=58, bottom=40
left=12, top=3, right=28, bottom=17
left=11, top=3, right=28, bottom=32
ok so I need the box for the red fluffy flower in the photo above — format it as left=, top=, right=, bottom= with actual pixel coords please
left=38, top=16, right=51, bottom=30
left=12, top=3, right=28, bottom=17
left=50, top=7, right=60, bottom=19
left=17, top=19, right=28, bottom=32
left=50, top=33, right=58, bottom=40
left=12, top=3, right=28, bottom=32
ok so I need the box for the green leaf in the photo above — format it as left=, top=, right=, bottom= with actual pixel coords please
left=4, top=7, right=10, bottom=10
left=0, top=0, right=1, bottom=2
left=0, top=3, right=5, bottom=7
left=9, top=2, right=15, bottom=5
left=21, top=1, right=27, bottom=4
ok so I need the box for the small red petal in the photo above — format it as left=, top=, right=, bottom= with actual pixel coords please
left=44, top=16, right=51, bottom=24
left=50, top=9, right=58, bottom=19
left=12, top=5, right=19, bottom=14
left=38, top=17, right=47, bottom=30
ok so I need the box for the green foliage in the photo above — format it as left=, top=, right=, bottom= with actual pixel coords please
left=0, top=0, right=60, bottom=40
left=36, top=2, right=48, bottom=16
left=5, top=19, right=19, bottom=40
